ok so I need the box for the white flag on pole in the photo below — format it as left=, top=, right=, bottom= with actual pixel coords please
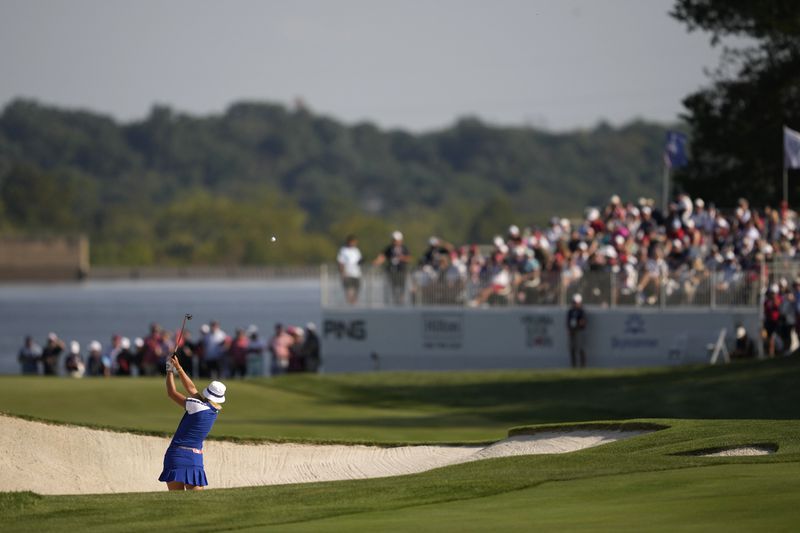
left=785, top=126, right=800, bottom=169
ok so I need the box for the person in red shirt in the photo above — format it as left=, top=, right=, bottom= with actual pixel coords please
left=227, top=328, right=250, bottom=378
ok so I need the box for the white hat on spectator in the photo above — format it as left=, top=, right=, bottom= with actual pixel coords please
left=695, top=198, right=705, bottom=207
left=724, top=251, right=735, bottom=261
left=615, top=235, right=625, bottom=246
left=246, top=324, right=259, bottom=335
left=70, top=341, right=80, bottom=354
left=610, top=194, right=621, bottom=205
left=601, top=245, right=618, bottom=258
left=200, top=324, right=210, bottom=335
left=736, top=326, right=747, bottom=339
left=89, top=340, right=102, bottom=352
left=392, top=231, right=403, bottom=241
left=560, top=218, right=570, bottom=229
left=306, top=322, right=316, bottom=331
left=672, top=239, right=683, bottom=249
left=498, top=243, right=509, bottom=255
left=134, top=337, right=144, bottom=348
left=508, top=224, right=520, bottom=236
left=121, top=337, right=131, bottom=350
left=47, top=332, right=58, bottom=341
left=578, top=241, right=588, bottom=251
left=572, top=293, right=583, bottom=304
left=629, top=206, right=640, bottom=217
left=429, top=236, right=440, bottom=246
left=587, top=208, right=600, bottom=222
left=642, top=206, right=652, bottom=216
left=770, top=283, right=780, bottom=294
left=493, top=235, right=505, bottom=248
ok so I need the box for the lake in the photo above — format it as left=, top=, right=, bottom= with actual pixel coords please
left=0, top=279, right=321, bottom=375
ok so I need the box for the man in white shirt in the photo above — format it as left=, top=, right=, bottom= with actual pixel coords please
left=337, top=234, right=363, bottom=305
left=203, top=320, right=228, bottom=379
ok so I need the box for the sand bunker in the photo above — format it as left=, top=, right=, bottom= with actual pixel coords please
left=0, top=415, right=650, bottom=495
left=699, top=446, right=775, bottom=457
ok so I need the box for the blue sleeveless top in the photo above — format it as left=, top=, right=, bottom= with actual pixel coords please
left=170, top=397, right=219, bottom=449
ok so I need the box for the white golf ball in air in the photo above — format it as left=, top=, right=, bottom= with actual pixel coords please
left=271, top=235, right=277, bottom=243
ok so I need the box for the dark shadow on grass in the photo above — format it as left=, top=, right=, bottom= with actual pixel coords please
left=281, top=357, right=800, bottom=423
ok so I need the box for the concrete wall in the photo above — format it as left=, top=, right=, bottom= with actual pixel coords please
left=0, top=236, right=89, bottom=280
left=320, top=307, right=760, bottom=372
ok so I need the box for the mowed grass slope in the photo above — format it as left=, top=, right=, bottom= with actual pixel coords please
left=2, top=357, right=800, bottom=531
left=1, top=356, right=798, bottom=442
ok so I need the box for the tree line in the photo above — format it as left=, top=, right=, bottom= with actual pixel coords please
left=0, top=100, right=668, bottom=265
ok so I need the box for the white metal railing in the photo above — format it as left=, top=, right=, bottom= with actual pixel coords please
left=321, top=264, right=762, bottom=309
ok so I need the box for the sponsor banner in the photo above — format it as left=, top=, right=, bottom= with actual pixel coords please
left=321, top=308, right=759, bottom=372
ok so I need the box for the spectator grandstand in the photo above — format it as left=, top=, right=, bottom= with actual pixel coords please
left=325, top=194, right=796, bottom=309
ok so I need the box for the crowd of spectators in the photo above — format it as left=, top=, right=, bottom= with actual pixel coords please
left=17, top=320, right=321, bottom=378
left=343, top=193, right=797, bottom=309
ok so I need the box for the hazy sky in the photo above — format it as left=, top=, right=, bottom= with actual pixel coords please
left=0, top=0, right=727, bottom=132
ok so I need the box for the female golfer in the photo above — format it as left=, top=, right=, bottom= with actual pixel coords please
left=159, top=354, right=226, bottom=491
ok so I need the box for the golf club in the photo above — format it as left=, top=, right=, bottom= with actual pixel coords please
left=169, top=313, right=192, bottom=374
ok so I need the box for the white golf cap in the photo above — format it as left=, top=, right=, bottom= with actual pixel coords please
left=47, top=332, right=58, bottom=341
left=392, top=230, right=403, bottom=241
left=89, top=340, right=102, bottom=352
left=134, top=337, right=144, bottom=348
left=246, top=324, right=259, bottom=335
left=736, top=327, right=747, bottom=339
left=572, top=293, right=583, bottom=304
left=508, top=224, right=520, bottom=235
left=203, top=381, right=226, bottom=404
left=70, top=341, right=80, bottom=354
left=120, top=337, right=131, bottom=350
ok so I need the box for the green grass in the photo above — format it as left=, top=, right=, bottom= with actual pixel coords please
left=2, top=356, right=798, bottom=443
left=2, top=357, right=800, bottom=531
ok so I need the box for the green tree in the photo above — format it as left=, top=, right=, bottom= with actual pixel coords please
left=671, top=0, right=800, bottom=206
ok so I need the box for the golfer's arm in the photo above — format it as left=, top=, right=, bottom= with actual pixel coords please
left=176, top=365, right=198, bottom=395
left=166, top=372, right=186, bottom=407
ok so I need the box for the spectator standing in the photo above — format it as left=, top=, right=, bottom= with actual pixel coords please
left=763, top=285, right=782, bottom=357
left=115, top=337, right=134, bottom=376
left=141, top=323, right=164, bottom=376
left=268, top=323, right=293, bottom=376
left=227, top=328, right=249, bottom=378
left=374, top=231, right=411, bottom=305
left=86, top=340, right=108, bottom=377
left=337, top=234, right=363, bottom=305
left=778, top=286, right=797, bottom=354
left=246, top=325, right=266, bottom=377
left=287, top=327, right=306, bottom=372
left=302, top=322, right=321, bottom=373
left=174, top=330, right=195, bottom=377
left=132, top=337, right=145, bottom=376
left=104, top=334, right=124, bottom=375
left=567, top=294, right=588, bottom=368
left=18, top=335, right=41, bottom=375
left=41, top=332, right=65, bottom=376
left=203, top=320, right=229, bottom=379
left=64, top=341, right=85, bottom=378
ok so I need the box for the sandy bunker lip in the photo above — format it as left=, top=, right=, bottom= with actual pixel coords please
left=0, top=415, right=652, bottom=495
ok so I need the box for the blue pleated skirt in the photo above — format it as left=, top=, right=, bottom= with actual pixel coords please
left=158, top=446, right=208, bottom=486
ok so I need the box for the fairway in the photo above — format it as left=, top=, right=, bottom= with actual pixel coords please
left=2, top=357, right=800, bottom=531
